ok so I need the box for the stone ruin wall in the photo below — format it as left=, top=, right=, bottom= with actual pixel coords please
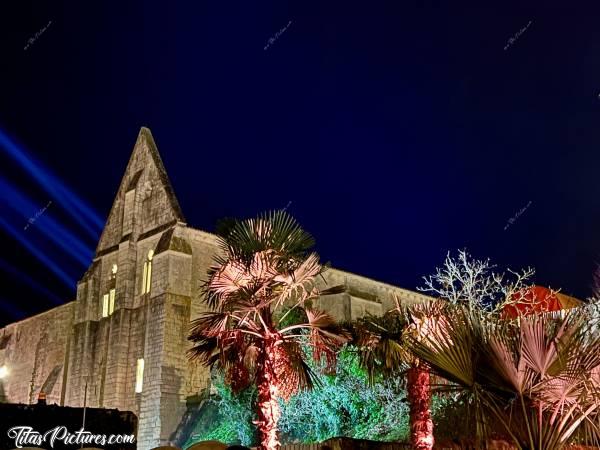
left=0, top=301, right=75, bottom=406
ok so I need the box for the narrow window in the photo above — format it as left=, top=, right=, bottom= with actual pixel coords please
left=141, top=261, right=147, bottom=294
left=102, top=294, right=109, bottom=318
left=142, top=250, right=154, bottom=294
left=135, top=358, right=144, bottom=393
left=109, top=288, right=115, bottom=315
left=102, top=263, right=118, bottom=318
left=122, top=190, right=136, bottom=236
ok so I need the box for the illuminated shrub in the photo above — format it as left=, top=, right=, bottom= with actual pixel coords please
left=183, top=345, right=410, bottom=448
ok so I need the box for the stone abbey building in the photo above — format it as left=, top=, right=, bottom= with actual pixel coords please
left=0, top=128, right=430, bottom=449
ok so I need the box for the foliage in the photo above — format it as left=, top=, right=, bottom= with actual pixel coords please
left=348, top=309, right=435, bottom=450
left=184, top=345, right=410, bottom=448
left=429, top=392, right=480, bottom=444
left=430, top=394, right=465, bottom=440
left=406, top=301, right=600, bottom=450
left=279, top=346, right=410, bottom=443
left=183, top=372, right=257, bottom=448
left=348, top=311, right=412, bottom=381
left=188, top=211, right=348, bottom=450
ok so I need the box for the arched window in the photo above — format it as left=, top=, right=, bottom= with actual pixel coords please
left=141, top=250, right=154, bottom=295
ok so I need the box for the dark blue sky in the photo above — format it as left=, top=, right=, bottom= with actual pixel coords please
left=1, top=1, right=600, bottom=325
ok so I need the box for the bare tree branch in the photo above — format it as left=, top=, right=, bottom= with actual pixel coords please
left=418, top=250, right=534, bottom=312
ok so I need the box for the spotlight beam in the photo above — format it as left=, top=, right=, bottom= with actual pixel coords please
left=0, top=129, right=103, bottom=238
left=0, top=177, right=92, bottom=266
left=0, top=216, right=75, bottom=289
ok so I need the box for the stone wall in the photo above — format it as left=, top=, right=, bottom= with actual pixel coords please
left=0, top=302, right=74, bottom=405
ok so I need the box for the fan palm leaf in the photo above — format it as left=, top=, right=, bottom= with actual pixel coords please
left=405, top=301, right=600, bottom=449
left=188, top=211, right=347, bottom=450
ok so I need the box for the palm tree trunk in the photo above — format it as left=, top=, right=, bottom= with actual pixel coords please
left=407, top=363, right=434, bottom=450
left=256, top=348, right=281, bottom=450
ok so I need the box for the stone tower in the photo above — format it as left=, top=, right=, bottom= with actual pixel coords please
left=65, top=127, right=210, bottom=449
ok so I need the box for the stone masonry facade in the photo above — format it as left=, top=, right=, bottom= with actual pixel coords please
left=0, top=128, right=431, bottom=449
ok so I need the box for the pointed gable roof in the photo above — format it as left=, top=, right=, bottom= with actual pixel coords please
left=95, top=127, right=185, bottom=254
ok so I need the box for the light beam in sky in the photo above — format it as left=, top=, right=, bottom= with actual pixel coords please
left=0, top=176, right=93, bottom=266
left=0, top=216, right=75, bottom=288
left=0, top=128, right=103, bottom=239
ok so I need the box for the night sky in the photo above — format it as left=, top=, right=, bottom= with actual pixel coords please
left=1, top=1, right=600, bottom=326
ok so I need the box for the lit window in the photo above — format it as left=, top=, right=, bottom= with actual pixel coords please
left=0, top=365, right=8, bottom=379
left=142, top=250, right=154, bottom=294
left=102, top=294, right=109, bottom=318
left=102, top=263, right=118, bottom=318
left=135, top=358, right=144, bottom=393
left=141, top=264, right=146, bottom=294
left=109, top=288, right=115, bottom=315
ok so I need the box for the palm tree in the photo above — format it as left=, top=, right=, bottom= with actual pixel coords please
left=350, top=308, right=435, bottom=450
left=406, top=301, right=600, bottom=449
left=188, top=211, right=348, bottom=450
